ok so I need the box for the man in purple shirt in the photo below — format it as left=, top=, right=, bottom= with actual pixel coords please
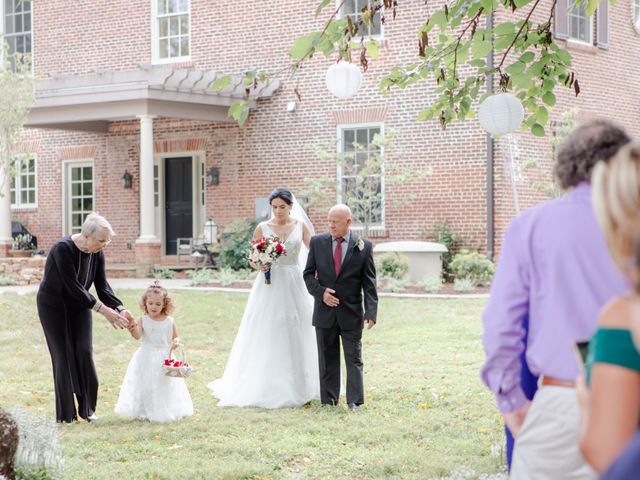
left=481, top=119, right=631, bottom=479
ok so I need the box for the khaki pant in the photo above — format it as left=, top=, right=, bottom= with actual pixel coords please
left=510, top=386, right=597, bottom=480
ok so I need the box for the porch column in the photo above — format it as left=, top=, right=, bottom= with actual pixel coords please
left=0, top=164, right=13, bottom=256
left=134, top=115, right=160, bottom=276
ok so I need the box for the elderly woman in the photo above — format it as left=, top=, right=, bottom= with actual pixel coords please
left=37, top=213, right=131, bottom=423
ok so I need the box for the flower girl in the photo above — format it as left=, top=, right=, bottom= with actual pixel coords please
left=114, top=281, right=193, bottom=423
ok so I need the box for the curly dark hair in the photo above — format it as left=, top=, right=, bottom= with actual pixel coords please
left=554, top=118, right=631, bottom=190
left=268, top=187, right=293, bottom=205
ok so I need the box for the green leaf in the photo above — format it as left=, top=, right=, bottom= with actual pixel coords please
left=417, top=107, right=436, bottom=121
left=585, top=0, right=599, bottom=15
left=289, top=33, right=321, bottom=60
left=505, top=62, right=526, bottom=75
left=480, top=0, right=497, bottom=12
left=469, top=59, right=486, bottom=67
left=510, top=73, right=533, bottom=89
left=531, top=123, right=545, bottom=136
left=555, top=48, right=572, bottom=66
left=426, top=10, right=448, bottom=32
left=471, top=40, right=493, bottom=59
left=518, top=51, right=535, bottom=63
left=228, top=101, right=249, bottom=126
left=542, top=91, right=556, bottom=107
left=365, top=40, right=380, bottom=60
left=494, top=34, right=515, bottom=51
left=493, top=22, right=516, bottom=36
left=535, top=105, right=549, bottom=125
left=514, top=0, right=532, bottom=7
left=210, top=75, right=231, bottom=92
left=315, top=0, right=331, bottom=17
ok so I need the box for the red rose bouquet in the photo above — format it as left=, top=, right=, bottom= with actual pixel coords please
left=247, top=235, right=286, bottom=285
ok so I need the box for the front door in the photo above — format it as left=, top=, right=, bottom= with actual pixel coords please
left=164, top=157, right=192, bottom=255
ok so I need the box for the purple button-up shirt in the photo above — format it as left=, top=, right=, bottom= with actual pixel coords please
left=481, top=182, right=628, bottom=413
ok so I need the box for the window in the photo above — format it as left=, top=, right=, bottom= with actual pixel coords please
left=64, top=162, right=94, bottom=235
left=152, top=0, right=190, bottom=63
left=339, top=125, right=384, bottom=227
left=1, top=0, right=32, bottom=70
left=341, top=0, right=382, bottom=38
left=568, top=0, right=592, bottom=43
left=634, top=0, right=640, bottom=29
left=10, top=157, right=36, bottom=208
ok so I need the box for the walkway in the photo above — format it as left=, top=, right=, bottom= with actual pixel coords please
left=0, top=278, right=489, bottom=299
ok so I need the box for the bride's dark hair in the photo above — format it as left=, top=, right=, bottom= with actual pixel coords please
left=268, top=187, right=293, bottom=205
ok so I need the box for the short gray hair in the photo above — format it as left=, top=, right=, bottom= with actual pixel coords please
left=81, top=212, right=115, bottom=238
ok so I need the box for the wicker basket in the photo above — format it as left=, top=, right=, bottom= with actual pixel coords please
left=163, top=344, right=192, bottom=378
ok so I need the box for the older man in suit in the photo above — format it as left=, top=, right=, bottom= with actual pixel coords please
left=303, top=204, right=378, bottom=411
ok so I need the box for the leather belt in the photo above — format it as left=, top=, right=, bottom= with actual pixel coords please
left=541, top=376, right=575, bottom=388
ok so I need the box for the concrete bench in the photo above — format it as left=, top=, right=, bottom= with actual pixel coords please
left=373, top=241, right=447, bottom=282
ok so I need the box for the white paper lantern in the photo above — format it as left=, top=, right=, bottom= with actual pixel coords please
left=325, top=61, right=362, bottom=99
left=478, top=92, right=524, bottom=135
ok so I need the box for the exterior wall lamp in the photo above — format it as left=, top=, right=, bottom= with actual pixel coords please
left=122, top=170, right=133, bottom=189
left=207, top=166, right=220, bottom=186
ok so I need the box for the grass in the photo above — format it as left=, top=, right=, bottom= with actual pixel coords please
left=0, top=290, right=505, bottom=479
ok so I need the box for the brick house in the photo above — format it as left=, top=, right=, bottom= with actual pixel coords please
left=1, top=0, right=639, bottom=275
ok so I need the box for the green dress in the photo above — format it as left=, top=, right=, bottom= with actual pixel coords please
left=586, top=328, right=640, bottom=385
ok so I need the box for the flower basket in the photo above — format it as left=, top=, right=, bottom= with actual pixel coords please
left=163, top=344, right=192, bottom=378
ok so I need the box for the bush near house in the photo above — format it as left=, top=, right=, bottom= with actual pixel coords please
left=219, top=219, right=257, bottom=271
left=450, top=250, right=495, bottom=287
left=375, top=252, right=409, bottom=280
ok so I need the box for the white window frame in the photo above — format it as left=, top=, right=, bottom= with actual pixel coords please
left=151, top=0, right=191, bottom=65
left=10, top=155, right=37, bottom=210
left=0, top=0, right=33, bottom=71
left=338, top=0, right=384, bottom=41
left=336, top=123, right=385, bottom=230
left=633, top=0, right=640, bottom=31
left=567, top=0, right=593, bottom=44
left=62, top=160, right=95, bottom=236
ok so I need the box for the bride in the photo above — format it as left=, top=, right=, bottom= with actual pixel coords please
left=208, top=187, right=320, bottom=407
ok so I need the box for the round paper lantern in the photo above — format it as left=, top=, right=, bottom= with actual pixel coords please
left=478, top=92, right=524, bottom=135
left=325, top=61, right=362, bottom=99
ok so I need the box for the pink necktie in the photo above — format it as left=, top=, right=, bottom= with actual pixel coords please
left=334, top=237, right=343, bottom=276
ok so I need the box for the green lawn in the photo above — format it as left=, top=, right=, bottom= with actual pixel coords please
left=0, top=291, right=505, bottom=479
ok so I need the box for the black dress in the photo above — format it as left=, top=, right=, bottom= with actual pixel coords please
left=37, top=236, right=123, bottom=422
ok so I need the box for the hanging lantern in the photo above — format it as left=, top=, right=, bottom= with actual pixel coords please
left=478, top=93, right=524, bottom=136
left=325, top=61, right=362, bottom=99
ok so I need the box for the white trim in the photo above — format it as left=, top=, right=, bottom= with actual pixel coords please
left=633, top=0, right=640, bottom=32
left=567, top=1, right=593, bottom=44
left=336, top=0, right=384, bottom=41
left=1, top=0, right=33, bottom=71
left=10, top=155, right=37, bottom=210
left=153, top=150, right=205, bottom=254
left=61, top=159, right=94, bottom=236
left=336, top=122, right=385, bottom=229
left=151, top=0, right=191, bottom=65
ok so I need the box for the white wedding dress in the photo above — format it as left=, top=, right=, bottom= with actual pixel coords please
left=208, top=220, right=320, bottom=408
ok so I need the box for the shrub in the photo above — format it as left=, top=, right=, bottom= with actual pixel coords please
left=188, top=268, right=216, bottom=286
left=215, top=267, right=238, bottom=287
left=0, top=274, right=17, bottom=286
left=375, top=252, right=409, bottom=280
left=431, top=221, right=460, bottom=282
left=384, top=277, right=410, bottom=293
left=153, top=267, right=176, bottom=280
left=420, top=275, right=444, bottom=293
left=219, top=219, right=257, bottom=271
left=453, top=278, right=476, bottom=292
left=450, top=250, right=495, bottom=286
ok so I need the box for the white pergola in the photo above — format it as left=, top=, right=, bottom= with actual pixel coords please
left=0, top=65, right=279, bottom=250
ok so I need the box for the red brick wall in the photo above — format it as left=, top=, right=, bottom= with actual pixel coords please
left=12, top=0, right=640, bottom=264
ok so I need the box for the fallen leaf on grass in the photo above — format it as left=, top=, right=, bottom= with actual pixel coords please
left=167, top=444, right=183, bottom=450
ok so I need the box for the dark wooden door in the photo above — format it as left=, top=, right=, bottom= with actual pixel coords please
left=165, top=157, right=192, bottom=255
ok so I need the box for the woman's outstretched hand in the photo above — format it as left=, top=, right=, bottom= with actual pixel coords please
left=102, top=306, right=129, bottom=329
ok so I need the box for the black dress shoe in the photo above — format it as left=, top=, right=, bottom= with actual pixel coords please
left=347, top=403, right=361, bottom=412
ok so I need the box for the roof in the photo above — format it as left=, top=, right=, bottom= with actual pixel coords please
left=25, top=65, right=281, bottom=132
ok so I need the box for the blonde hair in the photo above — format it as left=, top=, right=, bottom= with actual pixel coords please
left=592, top=143, right=640, bottom=267
left=140, top=280, right=176, bottom=316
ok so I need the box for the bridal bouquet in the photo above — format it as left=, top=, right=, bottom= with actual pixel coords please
left=248, top=235, right=286, bottom=285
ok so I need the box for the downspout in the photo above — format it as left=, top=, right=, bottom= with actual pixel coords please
left=486, top=11, right=495, bottom=261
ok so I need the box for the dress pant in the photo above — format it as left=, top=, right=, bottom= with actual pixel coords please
left=315, top=323, right=364, bottom=406
left=37, top=294, right=98, bottom=422
left=510, top=385, right=597, bottom=480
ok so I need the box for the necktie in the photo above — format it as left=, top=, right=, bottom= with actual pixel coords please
left=334, top=237, right=344, bottom=276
